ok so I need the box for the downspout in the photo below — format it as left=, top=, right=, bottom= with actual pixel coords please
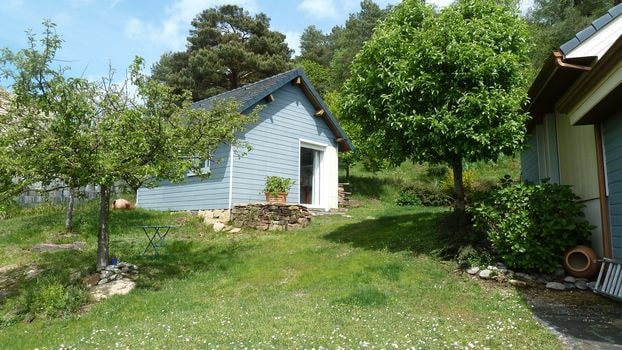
left=595, top=124, right=613, bottom=258
left=228, top=143, right=234, bottom=212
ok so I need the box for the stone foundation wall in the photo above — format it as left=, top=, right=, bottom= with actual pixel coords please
left=197, top=209, right=231, bottom=224
left=231, top=204, right=312, bottom=231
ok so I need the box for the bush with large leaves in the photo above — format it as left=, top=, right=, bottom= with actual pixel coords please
left=472, top=180, right=592, bottom=273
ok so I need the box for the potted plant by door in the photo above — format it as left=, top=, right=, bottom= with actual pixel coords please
left=264, top=176, right=295, bottom=204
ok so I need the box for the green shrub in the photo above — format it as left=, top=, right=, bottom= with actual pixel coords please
left=456, top=245, right=496, bottom=268
left=1, top=274, right=87, bottom=325
left=425, top=164, right=448, bottom=179
left=0, top=200, right=22, bottom=220
left=472, top=180, right=592, bottom=273
left=396, top=183, right=453, bottom=207
left=395, top=191, right=421, bottom=206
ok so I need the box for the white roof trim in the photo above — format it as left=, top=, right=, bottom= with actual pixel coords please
left=566, top=15, right=622, bottom=60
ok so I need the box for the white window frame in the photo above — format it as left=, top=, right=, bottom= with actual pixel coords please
left=187, top=157, right=211, bottom=177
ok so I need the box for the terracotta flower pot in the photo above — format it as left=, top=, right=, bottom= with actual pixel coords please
left=563, top=245, right=600, bottom=278
left=265, top=192, right=287, bottom=204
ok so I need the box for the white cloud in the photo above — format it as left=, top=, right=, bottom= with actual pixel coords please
left=284, top=31, right=301, bottom=57
left=298, top=0, right=339, bottom=20
left=124, top=0, right=258, bottom=51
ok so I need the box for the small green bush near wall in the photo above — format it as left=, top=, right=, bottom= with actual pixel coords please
left=472, top=179, right=592, bottom=273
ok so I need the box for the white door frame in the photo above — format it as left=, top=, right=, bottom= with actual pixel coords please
left=299, top=139, right=327, bottom=209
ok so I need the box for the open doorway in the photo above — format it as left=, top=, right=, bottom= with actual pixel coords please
left=300, top=147, right=322, bottom=206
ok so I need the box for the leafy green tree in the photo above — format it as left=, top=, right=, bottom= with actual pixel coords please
left=91, top=58, right=256, bottom=268
left=330, top=0, right=388, bottom=84
left=152, top=5, right=292, bottom=100
left=527, top=0, right=612, bottom=68
left=342, top=0, right=531, bottom=229
left=1, top=23, right=257, bottom=269
left=0, top=22, right=97, bottom=231
left=299, top=25, right=333, bottom=66
left=296, top=59, right=334, bottom=96
left=0, top=89, right=26, bottom=205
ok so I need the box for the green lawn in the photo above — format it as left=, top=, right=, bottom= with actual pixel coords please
left=0, top=200, right=562, bottom=349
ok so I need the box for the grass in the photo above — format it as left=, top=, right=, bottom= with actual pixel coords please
left=0, top=197, right=563, bottom=349
left=343, top=156, right=520, bottom=204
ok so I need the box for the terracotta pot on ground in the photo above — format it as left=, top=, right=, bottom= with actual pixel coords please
left=563, top=245, right=600, bottom=278
left=265, top=192, right=287, bottom=204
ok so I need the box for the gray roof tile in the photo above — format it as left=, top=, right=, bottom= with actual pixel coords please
left=559, top=3, right=622, bottom=55
left=192, top=68, right=354, bottom=151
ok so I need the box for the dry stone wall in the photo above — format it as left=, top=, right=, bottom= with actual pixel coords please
left=231, top=204, right=312, bottom=231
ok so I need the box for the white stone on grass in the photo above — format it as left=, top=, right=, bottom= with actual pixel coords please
left=213, top=222, right=226, bottom=232
left=545, top=282, right=566, bottom=291
left=564, top=276, right=576, bottom=283
left=90, top=279, right=136, bottom=301
left=466, top=267, right=480, bottom=275
left=479, top=269, right=494, bottom=279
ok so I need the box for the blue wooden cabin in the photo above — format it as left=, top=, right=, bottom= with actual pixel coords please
left=137, top=68, right=353, bottom=212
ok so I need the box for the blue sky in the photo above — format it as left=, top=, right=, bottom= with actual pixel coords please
left=0, top=0, right=531, bottom=85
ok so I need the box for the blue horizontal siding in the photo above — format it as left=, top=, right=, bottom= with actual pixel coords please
left=137, top=144, right=232, bottom=210
left=521, top=132, right=539, bottom=184
left=604, top=113, right=622, bottom=258
left=232, top=83, right=335, bottom=205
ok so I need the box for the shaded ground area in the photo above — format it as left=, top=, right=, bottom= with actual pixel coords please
left=523, top=288, right=622, bottom=349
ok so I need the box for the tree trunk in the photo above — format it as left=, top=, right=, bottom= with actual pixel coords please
left=65, top=187, right=75, bottom=232
left=96, top=184, right=111, bottom=270
left=451, top=158, right=466, bottom=231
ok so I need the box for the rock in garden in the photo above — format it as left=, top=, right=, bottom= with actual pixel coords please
left=575, top=280, right=588, bottom=290
left=565, top=283, right=576, bottom=290
left=31, top=241, right=87, bottom=252
left=466, top=267, right=480, bottom=275
left=515, top=272, right=533, bottom=281
left=509, top=279, right=528, bottom=287
left=90, top=279, right=136, bottom=301
left=213, top=222, right=226, bottom=232
left=204, top=218, right=217, bottom=225
left=587, top=282, right=596, bottom=290
left=546, top=282, right=566, bottom=291
left=564, top=276, right=576, bottom=283
left=229, top=228, right=241, bottom=233
left=496, top=262, right=507, bottom=269
left=479, top=269, right=494, bottom=279
left=25, top=267, right=43, bottom=280
left=98, top=278, right=108, bottom=285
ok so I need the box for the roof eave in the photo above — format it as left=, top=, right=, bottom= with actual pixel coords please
left=561, top=34, right=622, bottom=125
left=526, top=51, right=594, bottom=131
